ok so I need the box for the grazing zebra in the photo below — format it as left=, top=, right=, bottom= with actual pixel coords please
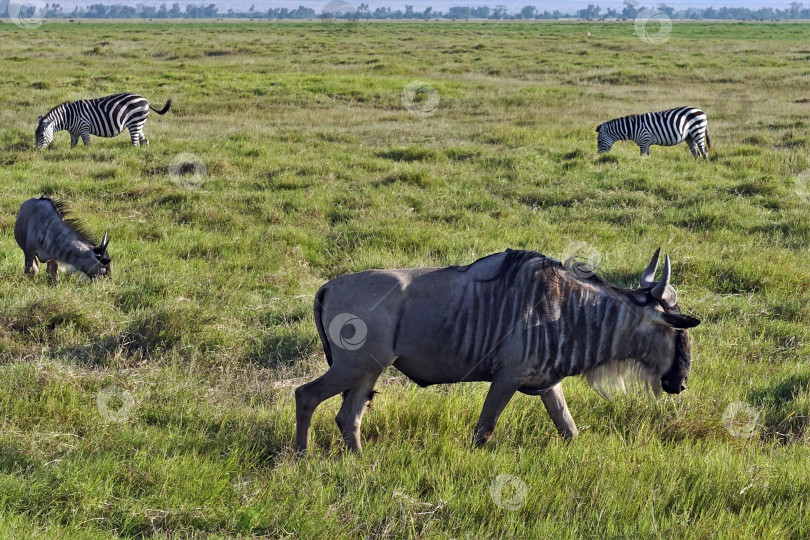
left=35, top=93, right=171, bottom=149
left=596, top=106, right=711, bottom=158
left=14, top=197, right=111, bottom=281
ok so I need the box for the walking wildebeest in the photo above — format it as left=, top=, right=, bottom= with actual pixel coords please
left=14, top=197, right=111, bottom=282
left=295, top=248, right=700, bottom=453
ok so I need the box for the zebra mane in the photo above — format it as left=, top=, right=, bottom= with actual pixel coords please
left=39, top=196, right=99, bottom=246
left=43, top=101, right=71, bottom=120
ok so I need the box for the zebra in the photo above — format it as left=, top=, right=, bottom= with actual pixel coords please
left=15, top=197, right=111, bottom=282
left=596, top=106, right=711, bottom=158
left=35, top=93, right=171, bottom=149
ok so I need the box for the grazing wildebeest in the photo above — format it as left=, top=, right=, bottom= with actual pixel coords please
left=35, top=92, right=171, bottom=149
left=14, top=197, right=111, bottom=282
left=295, top=248, right=700, bottom=453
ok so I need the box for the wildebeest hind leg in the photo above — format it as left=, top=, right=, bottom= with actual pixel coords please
left=472, top=376, right=523, bottom=447
left=539, top=383, right=578, bottom=440
left=335, top=371, right=382, bottom=452
left=295, top=367, right=378, bottom=454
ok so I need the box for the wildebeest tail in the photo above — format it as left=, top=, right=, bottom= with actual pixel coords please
left=314, top=284, right=333, bottom=366
left=150, top=98, right=172, bottom=115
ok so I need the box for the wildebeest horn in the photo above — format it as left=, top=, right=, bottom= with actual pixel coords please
left=641, top=247, right=661, bottom=288
left=650, top=254, right=675, bottom=304
left=100, top=232, right=109, bottom=250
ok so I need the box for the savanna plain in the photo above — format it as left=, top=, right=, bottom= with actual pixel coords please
left=0, top=19, right=808, bottom=539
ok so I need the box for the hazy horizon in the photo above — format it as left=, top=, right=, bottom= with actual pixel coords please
left=37, top=0, right=804, bottom=15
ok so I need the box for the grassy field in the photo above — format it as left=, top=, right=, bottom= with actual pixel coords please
left=0, top=19, right=808, bottom=538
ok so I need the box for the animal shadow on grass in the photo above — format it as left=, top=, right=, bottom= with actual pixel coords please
left=747, top=372, right=810, bottom=444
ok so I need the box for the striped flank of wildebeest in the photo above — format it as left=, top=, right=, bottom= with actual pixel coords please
left=295, top=248, right=700, bottom=453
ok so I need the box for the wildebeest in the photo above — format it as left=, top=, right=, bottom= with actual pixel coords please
left=35, top=92, right=171, bottom=148
left=295, top=248, right=700, bottom=453
left=14, top=197, right=111, bottom=281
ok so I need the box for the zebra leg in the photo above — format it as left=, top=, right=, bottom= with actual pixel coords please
left=81, top=132, right=91, bottom=146
left=128, top=128, right=142, bottom=147
left=335, top=371, right=382, bottom=452
left=639, top=145, right=651, bottom=156
left=472, top=375, right=523, bottom=447
left=685, top=135, right=699, bottom=157
left=70, top=133, right=79, bottom=148
left=539, top=383, right=578, bottom=440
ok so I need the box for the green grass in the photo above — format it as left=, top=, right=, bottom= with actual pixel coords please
left=0, top=20, right=809, bottom=538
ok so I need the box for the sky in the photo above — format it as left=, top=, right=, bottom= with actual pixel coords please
left=38, top=0, right=803, bottom=14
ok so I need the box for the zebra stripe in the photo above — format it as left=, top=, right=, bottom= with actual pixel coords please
left=35, top=93, right=171, bottom=148
left=596, top=106, right=711, bottom=158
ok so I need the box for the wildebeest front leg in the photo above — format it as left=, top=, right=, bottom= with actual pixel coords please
left=46, top=260, right=59, bottom=283
left=335, top=371, right=382, bottom=452
left=472, top=376, right=523, bottom=447
left=540, top=383, right=578, bottom=439
left=23, top=253, right=39, bottom=275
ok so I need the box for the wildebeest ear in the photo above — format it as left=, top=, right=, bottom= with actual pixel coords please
left=100, top=232, right=109, bottom=251
left=654, top=312, right=701, bottom=329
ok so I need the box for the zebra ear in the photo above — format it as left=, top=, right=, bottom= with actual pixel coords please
left=596, top=124, right=603, bottom=133
left=38, top=116, right=43, bottom=124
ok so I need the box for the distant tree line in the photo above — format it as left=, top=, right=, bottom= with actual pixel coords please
left=7, top=1, right=810, bottom=21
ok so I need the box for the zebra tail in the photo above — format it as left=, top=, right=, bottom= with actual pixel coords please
left=150, top=98, right=172, bottom=115
left=705, top=125, right=712, bottom=150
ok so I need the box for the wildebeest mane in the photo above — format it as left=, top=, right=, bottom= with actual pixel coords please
left=39, top=196, right=98, bottom=245
left=455, top=249, right=654, bottom=306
